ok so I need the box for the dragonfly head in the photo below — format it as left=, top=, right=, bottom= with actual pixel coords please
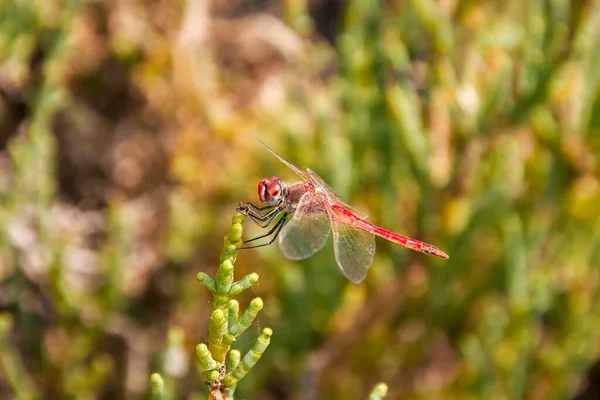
left=258, top=177, right=284, bottom=206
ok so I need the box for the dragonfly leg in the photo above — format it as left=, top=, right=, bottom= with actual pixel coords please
left=244, top=202, right=274, bottom=212
left=244, top=206, right=285, bottom=228
left=242, top=213, right=288, bottom=244
left=237, top=202, right=274, bottom=218
left=237, top=202, right=279, bottom=223
left=236, top=213, right=288, bottom=250
left=246, top=212, right=280, bottom=229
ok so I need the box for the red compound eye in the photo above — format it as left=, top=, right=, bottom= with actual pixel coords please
left=258, top=180, right=269, bottom=202
left=257, top=177, right=282, bottom=205
left=266, top=180, right=282, bottom=199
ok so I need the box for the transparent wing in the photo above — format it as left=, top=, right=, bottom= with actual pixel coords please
left=278, top=192, right=331, bottom=260
left=329, top=210, right=376, bottom=284
left=307, top=168, right=369, bottom=220
left=258, top=140, right=313, bottom=182
left=305, top=168, right=325, bottom=185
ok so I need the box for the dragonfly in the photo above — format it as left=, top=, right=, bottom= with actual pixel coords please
left=236, top=142, right=449, bottom=284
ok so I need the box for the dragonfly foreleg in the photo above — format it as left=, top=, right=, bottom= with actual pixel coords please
left=245, top=207, right=286, bottom=229
left=236, top=212, right=289, bottom=250
left=237, top=202, right=275, bottom=218
left=238, top=202, right=286, bottom=227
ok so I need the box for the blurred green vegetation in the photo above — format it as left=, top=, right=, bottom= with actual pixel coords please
left=1, top=0, right=600, bottom=399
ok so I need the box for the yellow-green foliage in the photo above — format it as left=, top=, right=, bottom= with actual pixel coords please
left=1, top=0, right=600, bottom=399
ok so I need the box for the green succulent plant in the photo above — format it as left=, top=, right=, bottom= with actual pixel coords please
left=151, top=212, right=272, bottom=400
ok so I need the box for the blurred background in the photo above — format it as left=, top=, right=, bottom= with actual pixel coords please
left=1, top=0, right=600, bottom=399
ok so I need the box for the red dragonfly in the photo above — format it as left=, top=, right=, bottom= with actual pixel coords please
left=236, top=142, right=449, bottom=284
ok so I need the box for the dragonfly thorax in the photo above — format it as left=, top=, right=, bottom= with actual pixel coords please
left=258, top=177, right=285, bottom=206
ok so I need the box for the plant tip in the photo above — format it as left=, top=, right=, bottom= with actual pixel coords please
left=232, top=213, right=246, bottom=225
left=196, top=343, right=207, bottom=353
left=150, top=373, right=163, bottom=384
left=206, top=369, right=220, bottom=382
left=262, top=327, right=273, bottom=336
left=197, top=272, right=210, bottom=281
left=250, top=297, right=264, bottom=309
